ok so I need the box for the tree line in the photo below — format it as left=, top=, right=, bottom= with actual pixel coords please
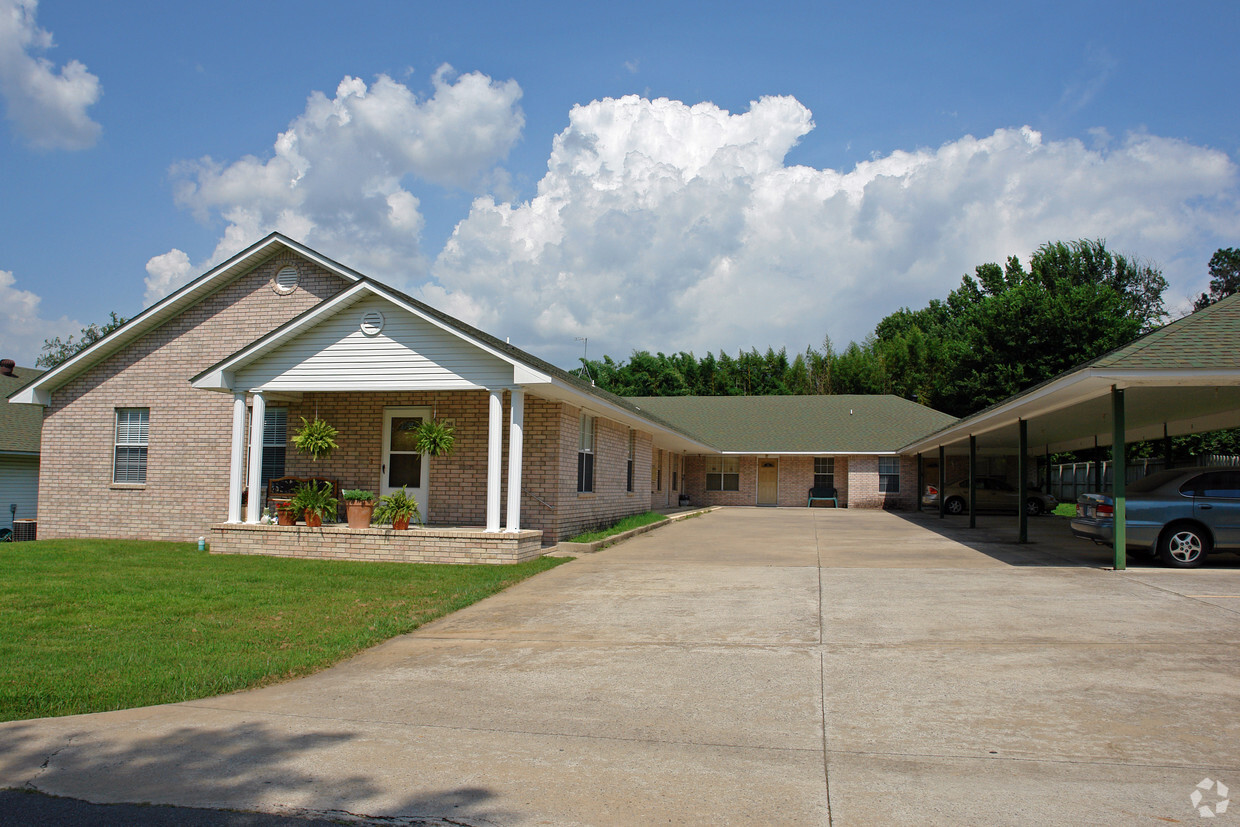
left=578, top=240, right=1240, bottom=456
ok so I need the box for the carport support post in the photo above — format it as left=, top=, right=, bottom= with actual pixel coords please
left=968, top=435, right=977, bottom=529
left=916, top=454, right=923, bottom=512
left=938, top=446, right=946, bottom=518
left=1112, top=386, right=1127, bottom=570
left=1018, top=419, right=1028, bottom=543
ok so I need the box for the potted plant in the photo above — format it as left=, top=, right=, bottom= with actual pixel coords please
left=291, top=416, right=338, bottom=461
left=275, top=501, right=298, bottom=526
left=289, top=481, right=338, bottom=527
left=414, top=418, right=456, bottom=457
left=343, top=489, right=377, bottom=529
left=372, top=486, right=422, bottom=530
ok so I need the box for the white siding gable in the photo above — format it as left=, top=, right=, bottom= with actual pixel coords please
left=234, top=295, right=515, bottom=391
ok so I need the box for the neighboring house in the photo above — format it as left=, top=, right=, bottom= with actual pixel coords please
left=8, top=234, right=954, bottom=562
left=631, top=395, right=956, bottom=510
left=0, top=360, right=45, bottom=538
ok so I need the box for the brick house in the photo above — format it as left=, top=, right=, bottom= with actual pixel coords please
left=631, top=396, right=955, bottom=511
left=8, top=234, right=954, bottom=563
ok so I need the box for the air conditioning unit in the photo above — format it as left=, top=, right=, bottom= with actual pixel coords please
left=13, top=520, right=36, bottom=542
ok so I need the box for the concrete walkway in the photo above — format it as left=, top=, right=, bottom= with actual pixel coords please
left=2, top=508, right=1239, bottom=825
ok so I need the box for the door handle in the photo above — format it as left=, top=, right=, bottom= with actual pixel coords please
left=1200, top=503, right=1213, bottom=510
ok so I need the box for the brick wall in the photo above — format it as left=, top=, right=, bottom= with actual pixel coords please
left=211, top=523, right=544, bottom=564
left=38, top=253, right=349, bottom=541
left=843, top=454, right=917, bottom=509
left=553, top=405, right=653, bottom=540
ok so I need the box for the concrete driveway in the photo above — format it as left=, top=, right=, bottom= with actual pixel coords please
left=2, top=508, right=1239, bottom=825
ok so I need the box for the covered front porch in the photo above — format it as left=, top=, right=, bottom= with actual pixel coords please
left=190, top=279, right=711, bottom=561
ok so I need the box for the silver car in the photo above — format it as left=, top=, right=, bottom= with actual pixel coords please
left=921, top=476, right=1058, bottom=516
left=1070, top=466, right=1240, bottom=567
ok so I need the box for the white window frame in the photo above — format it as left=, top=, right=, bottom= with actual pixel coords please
left=814, top=457, right=835, bottom=490
left=878, top=457, right=901, bottom=493
left=113, top=407, right=149, bottom=483
left=577, top=414, right=595, bottom=493
left=626, top=430, right=635, bottom=493
left=705, top=456, right=740, bottom=492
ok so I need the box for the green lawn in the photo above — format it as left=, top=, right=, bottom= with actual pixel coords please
left=1053, top=502, right=1077, bottom=517
left=0, top=540, right=567, bottom=723
left=567, top=511, right=668, bottom=543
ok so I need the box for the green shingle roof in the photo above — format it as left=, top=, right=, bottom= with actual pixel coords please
left=1093, top=290, right=1240, bottom=370
left=1, top=366, right=45, bottom=454
left=626, top=395, right=957, bottom=453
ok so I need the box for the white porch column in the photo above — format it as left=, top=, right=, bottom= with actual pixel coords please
left=486, top=389, right=503, bottom=532
left=227, top=392, right=247, bottom=523
left=245, top=391, right=266, bottom=523
left=505, top=389, right=524, bottom=531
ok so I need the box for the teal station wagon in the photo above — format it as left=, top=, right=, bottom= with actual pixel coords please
left=1071, top=467, right=1240, bottom=567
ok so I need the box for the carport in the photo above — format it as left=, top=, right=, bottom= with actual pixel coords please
left=901, top=293, right=1240, bottom=569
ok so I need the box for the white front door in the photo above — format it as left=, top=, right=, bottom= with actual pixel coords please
left=382, top=407, right=431, bottom=518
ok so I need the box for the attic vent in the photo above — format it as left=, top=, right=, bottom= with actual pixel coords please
left=360, top=310, right=385, bottom=336
left=274, top=265, right=299, bottom=294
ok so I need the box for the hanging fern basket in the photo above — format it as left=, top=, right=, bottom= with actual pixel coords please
left=291, top=416, right=339, bottom=461
left=414, top=419, right=456, bottom=457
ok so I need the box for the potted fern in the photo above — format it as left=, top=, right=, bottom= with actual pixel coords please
left=414, top=418, right=455, bottom=457
left=292, top=416, right=338, bottom=461
left=289, top=481, right=338, bottom=527
left=372, top=486, right=422, bottom=530
left=343, top=489, right=377, bottom=529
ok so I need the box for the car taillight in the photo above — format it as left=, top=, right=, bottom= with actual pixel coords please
left=1096, top=504, right=1114, bottom=517
left=926, top=486, right=937, bottom=496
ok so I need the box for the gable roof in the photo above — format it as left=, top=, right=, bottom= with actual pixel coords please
left=1, top=365, right=46, bottom=455
left=7, top=234, right=363, bottom=406
left=901, top=292, right=1240, bottom=455
left=627, top=395, right=957, bottom=454
left=189, top=277, right=716, bottom=454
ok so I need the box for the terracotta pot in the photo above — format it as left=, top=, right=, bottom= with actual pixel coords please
left=276, top=506, right=296, bottom=526
left=304, top=510, right=323, bottom=528
left=391, top=515, right=410, bottom=531
left=346, top=501, right=375, bottom=529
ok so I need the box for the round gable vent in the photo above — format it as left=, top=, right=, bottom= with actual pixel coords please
left=273, top=265, right=299, bottom=294
left=360, top=310, right=385, bottom=336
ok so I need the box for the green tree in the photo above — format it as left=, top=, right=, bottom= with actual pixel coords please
left=37, top=311, right=128, bottom=368
left=1193, top=247, right=1240, bottom=311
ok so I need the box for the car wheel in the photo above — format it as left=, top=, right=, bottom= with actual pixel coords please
left=944, top=496, right=966, bottom=515
left=1158, top=523, right=1212, bottom=568
left=1025, top=498, right=1043, bottom=517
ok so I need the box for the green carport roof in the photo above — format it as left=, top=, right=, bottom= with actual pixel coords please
left=626, top=395, right=957, bottom=454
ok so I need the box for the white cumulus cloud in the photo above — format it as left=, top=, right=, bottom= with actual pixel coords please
left=147, top=65, right=523, bottom=303
left=0, top=0, right=101, bottom=150
left=0, top=268, right=80, bottom=366
left=427, top=95, right=1240, bottom=365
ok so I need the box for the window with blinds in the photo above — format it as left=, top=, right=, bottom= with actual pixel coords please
left=113, top=408, right=149, bottom=483
left=261, top=407, right=287, bottom=490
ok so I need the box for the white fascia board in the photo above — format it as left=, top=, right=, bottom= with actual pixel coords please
left=902, top=371, right=1110, bottom=452
left=7, top=385, right=49, bottom=405
left=719, top=448, right=902, bottom=456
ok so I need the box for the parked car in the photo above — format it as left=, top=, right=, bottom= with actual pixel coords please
left=1070, top=466, right=1240, bottom=567
left=921, top=476, right=1058, bottom=516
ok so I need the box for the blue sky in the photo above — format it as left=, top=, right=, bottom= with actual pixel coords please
left=2, top=0, right=1238, bottom=368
